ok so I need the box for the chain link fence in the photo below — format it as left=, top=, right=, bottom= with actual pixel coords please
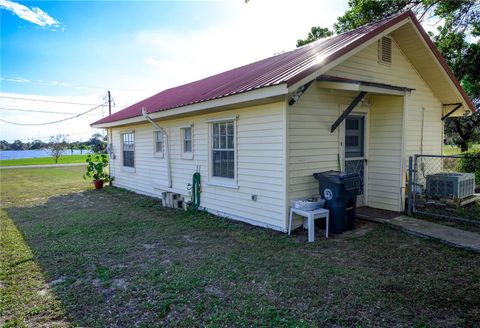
left=408, top=154, right=480, bottom=223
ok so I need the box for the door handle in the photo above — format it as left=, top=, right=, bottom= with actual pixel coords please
left=364, top=159, right=368, bottom=165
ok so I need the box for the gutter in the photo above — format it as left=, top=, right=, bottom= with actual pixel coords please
left=142, top=107, right=172, bottom=188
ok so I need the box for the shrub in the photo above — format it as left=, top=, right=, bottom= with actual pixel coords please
left=83, top=154, right=113, bottom=182
left=458, top=150, right=480, bottom=186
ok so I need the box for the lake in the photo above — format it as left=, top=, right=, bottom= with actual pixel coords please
left=0, top=149, right=92, bottom=160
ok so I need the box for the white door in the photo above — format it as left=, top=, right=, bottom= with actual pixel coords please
left=344, top=115, right=367, bottom=206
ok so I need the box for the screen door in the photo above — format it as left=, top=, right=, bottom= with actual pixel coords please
left=344, top=115, right=366, bottom=206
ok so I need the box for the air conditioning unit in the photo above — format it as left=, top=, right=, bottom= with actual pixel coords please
left=426, top=172, right=475, bottom=199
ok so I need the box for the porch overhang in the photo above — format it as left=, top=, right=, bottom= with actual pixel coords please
left=331, top=91, right=368, bottom=133
left=317, top=75, right=414, bottom=96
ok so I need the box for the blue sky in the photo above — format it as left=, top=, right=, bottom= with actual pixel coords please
left=0, top=0, right=350, bottom=142
left=1, top=1, right=230, bottom=96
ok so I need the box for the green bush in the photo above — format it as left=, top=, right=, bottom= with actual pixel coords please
left=83, top=154, right=113, bottom=182
left=458, top=150, right=480, bottom=186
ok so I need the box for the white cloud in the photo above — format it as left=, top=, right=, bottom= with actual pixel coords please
left=1, top=77, right=31, bottom=83
left=143, top=57, right=164, bottom=69
left=0, top=0, right=60, bottom=28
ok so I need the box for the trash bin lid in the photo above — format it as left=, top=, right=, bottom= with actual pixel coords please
left=313, top=170, right=359, bottom=183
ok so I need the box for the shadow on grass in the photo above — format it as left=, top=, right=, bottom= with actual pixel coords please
left=4, top=187, right=480, bottom=327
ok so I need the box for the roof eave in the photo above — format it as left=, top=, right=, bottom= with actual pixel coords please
left=407, top=15, right=476, bottom=113
left=91, top=83, right=288, bottom=128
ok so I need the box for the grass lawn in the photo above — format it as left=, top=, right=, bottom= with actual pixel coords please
left=443, top=143, right=480, bottom=155
left=0, top=154, right=91, bottom=167
left=1, top=167, right=480, bottom=327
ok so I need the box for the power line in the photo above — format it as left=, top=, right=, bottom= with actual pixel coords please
left=0, top=106, right=102, bottom=116
left=0, top=102, right=106, bottom=126
left=0, top=95, right=100, bottom=106
left=0, top=95, right=125, bottom=107
left=1, top=77, right=148, bottom=93
left=2, top=130, right=100, bottom=142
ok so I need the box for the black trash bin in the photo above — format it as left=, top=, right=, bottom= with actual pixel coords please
left=313, top=170, right=360, bottom=234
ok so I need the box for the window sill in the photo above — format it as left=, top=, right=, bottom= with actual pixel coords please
left=153, top=153, right=164, bottom=158
left=207, top=179, right=239, bottom=189
left=122, top=166, right=136, bottom=173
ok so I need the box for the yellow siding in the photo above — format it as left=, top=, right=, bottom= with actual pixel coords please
left=368, top=95, right=403, bottom=211
left=327, top=38, right=443, bottom=159
left=288, top=37, right=442, bottom=212
left=110, top=102, right=287, bottom=231
left=288, top=88, right=356, bottom=201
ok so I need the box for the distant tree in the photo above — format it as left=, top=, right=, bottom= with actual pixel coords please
left=296, top=26, right=333, bottom=47
left=49, top=134, right=68, bottom=164
left=90, top=133, right=103, bottom=141
left=79, top=144, right=87, bottom=155
left=0, top=140, right=9, bottom=150
left=10, top=140, right=25, bottom=150
left=87, top=133, right=107, bottom=153
left=445, top=111, right=480, bottom=152
left=69, top=144, right=75, bottom=155
left=29, top=139, right=46, bottom=150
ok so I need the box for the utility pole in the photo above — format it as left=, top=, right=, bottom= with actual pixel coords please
left=107, top=90, right=112, bottom=116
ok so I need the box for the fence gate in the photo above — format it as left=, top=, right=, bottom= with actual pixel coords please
left=408, top=154, right=479, bottom=223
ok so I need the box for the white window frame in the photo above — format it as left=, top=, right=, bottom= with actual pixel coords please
left=180, top=124, right=194, bottom=160
left=153, top=130, right=164, bottom=158
left=207, top=117, right=238, bottom=189
left=121, top=130, right=135, bottom=172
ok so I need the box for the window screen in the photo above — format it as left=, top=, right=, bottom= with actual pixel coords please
left=182, top=127, right=192, bottom=153
left=122, top=132, right=135, bottom=167
left=212, top=121, right=235, bottom=179
left=345, top=117, right=364, bottom=158
left=155, top=131, right=163, bottom=153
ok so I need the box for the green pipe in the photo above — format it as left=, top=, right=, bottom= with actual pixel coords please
left=192, top=172, right=201, bottom=212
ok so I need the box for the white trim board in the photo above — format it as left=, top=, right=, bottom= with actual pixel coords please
left=92, top=85, right=287, bottom=128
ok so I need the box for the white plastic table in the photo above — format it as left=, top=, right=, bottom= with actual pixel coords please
left=288, top=207, right=329, bottom=242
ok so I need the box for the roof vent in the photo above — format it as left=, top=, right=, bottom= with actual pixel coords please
left=379, top=36, right=392, bottom=65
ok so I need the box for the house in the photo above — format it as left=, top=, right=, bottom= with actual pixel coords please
left=92, top=10, right=475, bottom=232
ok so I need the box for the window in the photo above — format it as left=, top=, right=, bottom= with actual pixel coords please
left=212, top=121, right=235, bottom=179
left=154, top=131, right=163, bottom=154
left=122, top=132, right=135, bottom=167
left=378, top=36, right=392, bottom=65
left=345, top=116, right=364, bottom=158
left=181, top=126, right=193, bottom=159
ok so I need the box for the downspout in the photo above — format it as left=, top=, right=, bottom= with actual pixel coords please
left=142, top=107, right=172, bottom=188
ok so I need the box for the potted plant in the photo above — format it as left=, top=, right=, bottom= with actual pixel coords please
left=83, top=154, right=113, bottom=189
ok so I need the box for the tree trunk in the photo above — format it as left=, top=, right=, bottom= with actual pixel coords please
left=454, top=120, right=472, bottom=153
left=460, top=142, right=469, bottom=152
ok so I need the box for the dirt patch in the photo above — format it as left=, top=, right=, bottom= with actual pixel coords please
left=48, top=276, right=66, bottom=287
left=37, top=289, right=48, bottom=296
left=112, top=278, right=128, bottom=290
left=357, top=206, right=401, bottom=220
left=182, top=234, right=195, bottom=243
left=204, top=285, right=225, bottom=299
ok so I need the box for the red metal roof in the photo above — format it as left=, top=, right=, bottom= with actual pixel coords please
left=93, top=10, right=474, bottom=126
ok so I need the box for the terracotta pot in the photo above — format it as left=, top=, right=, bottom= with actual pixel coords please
left=93, top=180, right=104, bottom=189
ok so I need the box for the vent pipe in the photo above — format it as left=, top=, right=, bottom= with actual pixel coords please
left=142, top=107, right=172, bottom=188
